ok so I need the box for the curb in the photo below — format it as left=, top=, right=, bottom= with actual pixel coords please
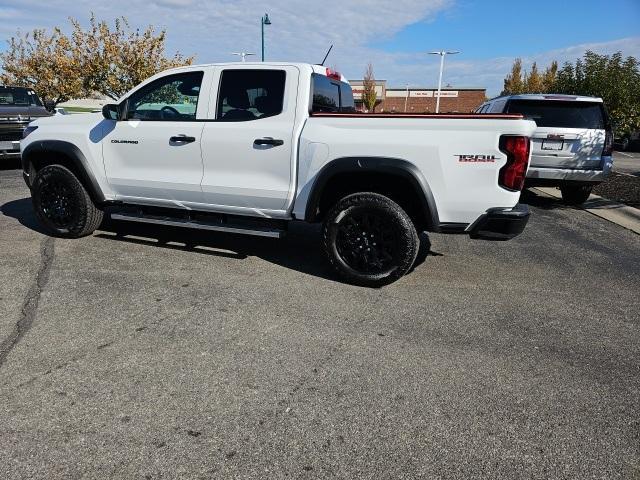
left=531, top=187, right=640, bottom=235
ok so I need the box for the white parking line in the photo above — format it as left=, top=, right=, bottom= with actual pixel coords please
left=616, top=151, right=635, bottom=158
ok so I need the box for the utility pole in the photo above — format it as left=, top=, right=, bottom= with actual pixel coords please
left=232, top=52, right=255, bottom=62
left=428, top=50, right=459, bottom=113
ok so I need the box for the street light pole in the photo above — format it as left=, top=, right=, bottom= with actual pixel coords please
left=428, top=50, right=459, bottom=113
left=261, top=13, right=271, bottom=61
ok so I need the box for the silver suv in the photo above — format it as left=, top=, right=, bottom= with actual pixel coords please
left=477, top=94, right=613, bottom=204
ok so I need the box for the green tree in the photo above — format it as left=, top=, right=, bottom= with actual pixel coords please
left=362, top=62, right=377, bottom=113
left=555, top=61, right=575, bottom=93
left=502, top=58, right=524, bottom=95
left=552, top=51, right=640, bottom=133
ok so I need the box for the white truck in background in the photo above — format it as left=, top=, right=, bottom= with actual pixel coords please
left=21, top=62, right=536, bottom=286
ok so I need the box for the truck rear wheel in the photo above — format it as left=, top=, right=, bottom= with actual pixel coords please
left=322, top=192, right=419, bottom=287
left=32, top=165, right=103, bottom=238
left=560, top=184, right=593, bottom=205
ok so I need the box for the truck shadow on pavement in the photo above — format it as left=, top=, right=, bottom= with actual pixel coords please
left=519, top=189, right=571, bottom=211
left=2, top=198, right=437, bottom=285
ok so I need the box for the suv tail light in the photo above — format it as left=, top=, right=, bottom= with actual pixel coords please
left=602, top=129, right=613, bottom=157
left=499, top=135, right=530, bottom=191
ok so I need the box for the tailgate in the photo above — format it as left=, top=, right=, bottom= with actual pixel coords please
left=530, top=127, right=605, bottom=169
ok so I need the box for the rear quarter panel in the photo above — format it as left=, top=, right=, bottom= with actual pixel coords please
left=296, top=116, right=536, bottom=224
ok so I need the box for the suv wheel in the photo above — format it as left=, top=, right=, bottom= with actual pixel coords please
left=619, top=136, right=630, bottom=152
left=322, top=192, right=419, bottom=287
left=32, top=165, right=103, bottom=238
left=560, top=184, right=593, bottom=205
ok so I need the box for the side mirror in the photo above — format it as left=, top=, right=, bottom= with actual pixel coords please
left=44, top=100, right=55, bottom=112
left=102, top=104, right=120, bottom=121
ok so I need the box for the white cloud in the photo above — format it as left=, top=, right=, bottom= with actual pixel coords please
left=0, top=1, right=638, bottom=97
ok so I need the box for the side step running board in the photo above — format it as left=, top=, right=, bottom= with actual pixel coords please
left=110, top=212, right=285, bottom=239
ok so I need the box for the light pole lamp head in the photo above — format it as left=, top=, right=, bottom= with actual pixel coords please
left=263, top=13, right=271, bottom=25
left=428, top=50, right=460, bottom=56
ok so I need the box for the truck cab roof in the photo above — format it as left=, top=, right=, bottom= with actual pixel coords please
left=160, top=62, right=349, bottom=83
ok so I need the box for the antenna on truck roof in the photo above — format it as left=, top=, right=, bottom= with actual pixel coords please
left=320, top=45, right=333, bottom=66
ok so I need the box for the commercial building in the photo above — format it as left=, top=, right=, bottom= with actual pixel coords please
left=349, top=80, right=486, bottom=113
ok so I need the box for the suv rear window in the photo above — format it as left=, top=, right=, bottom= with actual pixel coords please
left=311, top=74, right=355, bottom=113
left=505, top=100, right=605, bottom=129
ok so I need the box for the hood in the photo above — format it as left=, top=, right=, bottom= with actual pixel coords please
left=0, top=104, right=52, bottom=119
left=30, top=111, right=103, bottom=127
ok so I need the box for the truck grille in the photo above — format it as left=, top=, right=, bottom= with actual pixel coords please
left=0, top=131, right=23, bottom=141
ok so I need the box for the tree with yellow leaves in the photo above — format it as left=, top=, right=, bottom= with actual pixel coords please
left=362, top=63, right=377, bottom=113
left=0, top=28, right=84, bottom=105
left=0, top=14, right=194, bottom=105
left=70, top=14, right=194, bottom=100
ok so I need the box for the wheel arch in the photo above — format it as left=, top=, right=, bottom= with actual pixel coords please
left=21, top=140, right=106, bottom=204
left=303, top=157, right=440, bottom=231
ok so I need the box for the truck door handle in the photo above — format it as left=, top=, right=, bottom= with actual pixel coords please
left=254, top=137, right=284, bottom=146
left=170, top=135, right=196, bottom=143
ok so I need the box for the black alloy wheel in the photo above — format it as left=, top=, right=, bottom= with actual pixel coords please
left=32, top=164, right=104, bottom=238
left=323, top=192, right=419, bottom=287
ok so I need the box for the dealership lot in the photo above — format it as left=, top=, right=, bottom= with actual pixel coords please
left=0, top=167, right=638, bottom=478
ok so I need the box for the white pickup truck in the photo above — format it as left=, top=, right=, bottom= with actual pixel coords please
left=21, top=62, right=535, bottom=286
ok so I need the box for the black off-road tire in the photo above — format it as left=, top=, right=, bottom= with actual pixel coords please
left=32, top=165, right=103, bottom=238
left=322, top=192, right=419, bottom=287
left=560, top=184, right=593, bottom=205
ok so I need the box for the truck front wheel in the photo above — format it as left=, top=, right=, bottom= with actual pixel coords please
left=322, top=193, right=419, bottom=287
left=32, top=165, right=103, bottom=238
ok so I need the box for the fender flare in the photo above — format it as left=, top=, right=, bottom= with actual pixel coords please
left=304, top=156, right=439, bottom=230
left=21, top=140, right=107, bottom=204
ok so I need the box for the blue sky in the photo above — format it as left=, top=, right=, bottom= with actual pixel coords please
left=1, top=0, right=639, bottom=96
left=372, top=0, right=640, bottom=59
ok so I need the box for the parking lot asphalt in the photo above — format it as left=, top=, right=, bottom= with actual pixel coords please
left=1, top=166, right=639, bottom=479
left=613, top=150, right=640, bottom=176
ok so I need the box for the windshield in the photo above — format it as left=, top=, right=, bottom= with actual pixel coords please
left=0, top=87, right=44, bottom=107
left=505, top=100, right=605, bottom=129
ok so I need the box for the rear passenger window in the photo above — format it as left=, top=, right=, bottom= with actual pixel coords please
left=217, top=69, right=285, bottom=121
left=311, top=74, right=355, bottom=113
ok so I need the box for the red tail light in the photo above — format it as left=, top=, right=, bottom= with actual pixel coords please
left=499, top=135, right=530, bottom=191
left=602, top=129, right=613, bottom=157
